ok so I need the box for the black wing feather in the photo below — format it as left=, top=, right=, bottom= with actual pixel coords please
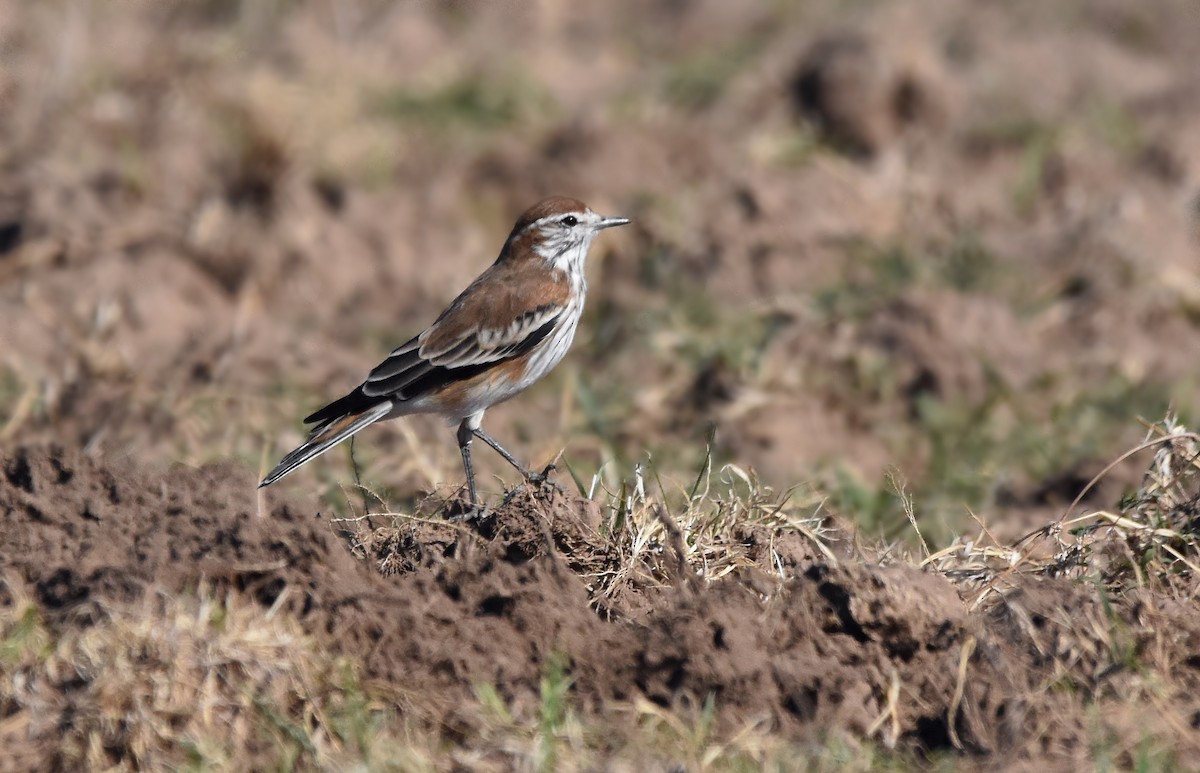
left=378, top=314, right=560, bottom=398
left=303, top=314, right=561, bottom=427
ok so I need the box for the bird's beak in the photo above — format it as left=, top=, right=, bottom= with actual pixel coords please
left=596, top=215, right=631, bottom=230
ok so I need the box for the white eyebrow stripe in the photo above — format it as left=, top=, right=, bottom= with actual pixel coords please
left=524, top=212, right=587, bottom=233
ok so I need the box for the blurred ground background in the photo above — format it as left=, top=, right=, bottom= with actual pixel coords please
left=2, top=0, right=1200, bottom=537
left=3, top=0, right=1200, bottom=769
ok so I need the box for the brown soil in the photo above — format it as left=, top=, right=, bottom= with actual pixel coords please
left=6, top=445, right=1200, bottom=769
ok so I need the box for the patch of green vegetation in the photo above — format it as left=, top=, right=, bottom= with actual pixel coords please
left=573, top=260, right=789, bottom=476
left=375, top=71, right=553, bottom=133
left=1013, top=125, right=1061, bottom=216
left=962, top=114, right=1062, bottom=216
left=0, top=601, right=52, bottom=666
left=831, top=241, right=919, bottom=315
left=664, top=36, right=765, bottom=109
left=1087, top=99, right=1144, bottom=159
left=814, top=234, right=1007, bottom=322
left=817, top=369, right=1184, bottom=548
left=909, top=375, right=1175, bottom=545
left=171, top=377, right=307, bottom=465
left=0, top=365, right=25, bottom=428
left=463, top=655, right=586, bottom=773
left=1101, top=9, right=1163, bottom=55
left=1089, top=709, right=1180, bottom=773
left=182, top=0, right=300, bottom=27
left=941, top=231, right=1001, bottom=293
left=570, top=369, right=636, bottom=460
left=765, top=126, right=824, bottom=168
left=912, top=388, right=1015, bottom=535
left=116, top=136, right=150, bottom=198
left=821, top=466, right=909, bottom=540
left=0, top=590, right=418, bottom=771
left=471, top=652, right=935, bottom=772
left=246, top=658, right=418, bottom=770
left=537, top=652, right=573, bottom=772
left=665, top=282, right=786, bottom=376
left=1030, top=378, right=1183, bottom=484
left=322, top=142, right=398, bottom=192
left=967, top=115, right=1055, bottom=150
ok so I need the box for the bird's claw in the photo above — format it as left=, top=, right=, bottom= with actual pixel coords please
left=525, top=463, right=565, bottom=495
left=447, top=501, right=490, bottom=523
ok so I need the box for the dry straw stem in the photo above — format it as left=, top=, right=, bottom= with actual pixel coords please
left=592, top=456, right=837, bottom=606
left=946, top=635, right=976, bottom=751
left=936, top=416, right=1200, bottom=608
left=865, top=667, right=901, bottom=749
left=0, top=377, right=38, bottom=442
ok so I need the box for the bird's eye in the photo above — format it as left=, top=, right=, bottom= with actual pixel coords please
left=560, top=215, right=578, bottom=227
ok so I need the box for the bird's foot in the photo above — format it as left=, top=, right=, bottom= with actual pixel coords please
left=524, top=463, right=566, bottom=495
left=446, top=499, right=491, bottom=523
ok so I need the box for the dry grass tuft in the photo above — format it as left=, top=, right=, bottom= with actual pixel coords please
left=0, top=581, right=422, bottom=771
left=917, top=415, right=1200, bottom=606
left=339, top=438, right=843, bottom=616
left=589, top=451, right=839, bottom=608
left=1054, top=415, right=1200, bottom=591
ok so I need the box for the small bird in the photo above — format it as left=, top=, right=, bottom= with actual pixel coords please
left=259, top=196, right=630, bottom=507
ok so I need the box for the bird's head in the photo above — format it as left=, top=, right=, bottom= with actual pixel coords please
left=502, top=196, right=630, bottom=272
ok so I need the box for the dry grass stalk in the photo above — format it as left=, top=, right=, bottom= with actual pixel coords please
left=920, top=416, right=1200, bottom=605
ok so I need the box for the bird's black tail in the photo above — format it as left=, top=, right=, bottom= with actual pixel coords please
left=259, top=401, right=393, bottom=487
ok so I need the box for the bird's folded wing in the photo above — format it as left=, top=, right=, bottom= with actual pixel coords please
left=360, top=302, right=564, bottom=399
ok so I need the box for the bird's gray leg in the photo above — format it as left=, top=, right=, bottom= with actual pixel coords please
left=456, top=420, right=480, bottom=508
left=472, top=427, right=561, bottom=490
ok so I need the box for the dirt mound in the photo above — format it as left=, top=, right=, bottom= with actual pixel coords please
left=1, top=446, right=372, bottom=618
left=10, top=444, right=1199, bottom=768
